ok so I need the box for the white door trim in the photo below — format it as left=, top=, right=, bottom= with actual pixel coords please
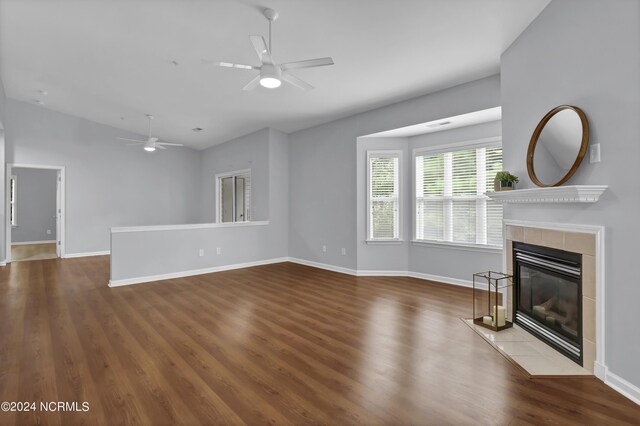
left=5, top=163, right=66, bottom=262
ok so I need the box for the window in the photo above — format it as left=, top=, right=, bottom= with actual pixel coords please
left=217, top=170, right=251, bottom=223
left=10, top=175, right=17, bottom=227
left=367, top=151, right=401, bottom=241
left=414, top=141, right=502, bottom=247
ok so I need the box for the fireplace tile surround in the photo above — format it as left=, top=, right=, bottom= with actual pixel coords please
left=504, top=223, right=599, bottom=374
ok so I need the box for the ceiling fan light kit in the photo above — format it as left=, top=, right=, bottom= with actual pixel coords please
left=218, top=8, right=334, bottom=91
left=260, top=64, right=282, bottom=88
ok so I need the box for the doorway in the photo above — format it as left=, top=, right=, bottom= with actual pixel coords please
left=5, top=164, right=65, bottom=262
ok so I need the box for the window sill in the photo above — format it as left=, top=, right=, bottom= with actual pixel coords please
left=365, top=239, right=404, bottom=245
left=411, top=240, right=502, bottom=253
left=112, top=220, right=269, bottom=233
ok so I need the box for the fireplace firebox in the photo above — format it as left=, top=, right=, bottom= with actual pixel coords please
left=513, top=242, right=582, bottom=364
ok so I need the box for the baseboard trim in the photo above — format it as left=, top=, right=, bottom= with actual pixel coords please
left=605, top=369, right=640, bottom=406
left=11, top=240, right=56, bottom=246
left=0, top=260, right=6, bottom=266
left=287, top=257, right=358, bottom=276
left=64, top=251, right=110, bottom=258
left=407, top=271, right=474, bottom=288
left=108, top=257, right=289, bottom=287
left=357, top=270, right=408, bottom=277
left=286, top=258, right=476, bottom=288
left=594, top=361, right=607, bottom=381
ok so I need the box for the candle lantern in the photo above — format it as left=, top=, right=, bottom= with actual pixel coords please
left=472, top=271, right=513, bottom=331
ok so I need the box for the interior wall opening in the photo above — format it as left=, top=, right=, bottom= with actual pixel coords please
left=6, top=164, right=65, bottom=262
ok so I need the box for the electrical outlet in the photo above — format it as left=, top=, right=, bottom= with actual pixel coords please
left=589, top=143, right=601, bottom=163
left=341, top=248, right=346, bottom=255
left=198, top=249, right=204, bottom=257
left=322, top=245, right=327, bottom=253
left=216, top=247, right=222, bottom=255
left=46, top=229, right=52, bottom=235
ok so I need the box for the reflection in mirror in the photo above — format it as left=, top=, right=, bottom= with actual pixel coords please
left=527, top=106, right=588, bottom=187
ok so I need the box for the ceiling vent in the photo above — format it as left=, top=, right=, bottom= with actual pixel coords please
left=426, top=120, right=452, bottom=128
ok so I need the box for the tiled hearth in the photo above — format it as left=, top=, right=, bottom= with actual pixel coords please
left=504, top=223, right=599, bottom=374
left=464, top=319, right=591, bottom=376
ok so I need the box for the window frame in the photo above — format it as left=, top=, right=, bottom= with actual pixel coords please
left=215, top=168, right=252, bottom=224
left=9, top=175, right=17, bottom=227
left=411, top=137, right=503, bottom=252
left=366, top=150, right=402, bottom=243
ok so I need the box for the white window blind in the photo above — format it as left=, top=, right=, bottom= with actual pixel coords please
left=368, top=151, right=400, bottom=240
left=415, top=143, right=502, bottom=247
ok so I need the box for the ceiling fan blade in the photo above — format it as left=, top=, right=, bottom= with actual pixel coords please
left=282, top=72, right=314, bottom=91
left=281, top=57, right=334, bottom=71
left=127, top=143, right=144, bottom=146
left=217, top=61, right=257, bottom=70
left=249, top=35, right=273, bottom=64
left=155, top=145, right=167, bottom=150
left=117, top=137, right=146, bottom=143
left=157, top=142, right=184, bottom=147
left=243, top=75, right=261, bottom=91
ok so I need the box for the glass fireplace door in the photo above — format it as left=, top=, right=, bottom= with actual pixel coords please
left=514, top=242, right=582, bottom=364
left=517, top=265, right=580, bottom=344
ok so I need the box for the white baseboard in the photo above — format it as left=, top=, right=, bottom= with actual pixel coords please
left=108, top=257, right=289, bottom=287
left=0, top=260, right=6, bottom=266
left=63, top=250, right=110, bottom=258
left=286, top=257, right=475, bottom=288
left=287, top=257, right=358, bottom=276
left=11, top=240, right=56, bottom=246
left=604, top=368, right=640, bottom=406
left=357, top=270, right=408, bottom=277
left=594, top=361, right=607, bottom=381
left=407, top=271, right=474, bottom=288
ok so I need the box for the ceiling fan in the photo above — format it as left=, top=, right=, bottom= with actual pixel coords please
left=217, top=8, right=334, bottom=91
left=117, top=115, right=184, bottom=152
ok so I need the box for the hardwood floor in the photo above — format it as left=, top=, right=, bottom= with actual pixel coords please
left=0, top=258, right=638, bottom=425
left=10, top=243, right=57, bottom=262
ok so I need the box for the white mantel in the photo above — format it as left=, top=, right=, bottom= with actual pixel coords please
left=486, top=185, right=608, bottom=204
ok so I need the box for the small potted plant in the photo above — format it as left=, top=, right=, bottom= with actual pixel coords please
left=495, top=171, right=519, bottom=191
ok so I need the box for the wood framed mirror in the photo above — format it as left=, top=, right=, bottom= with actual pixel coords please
left=527, top=105, right=589, bottom=187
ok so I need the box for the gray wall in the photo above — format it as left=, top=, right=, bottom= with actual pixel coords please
left=501, top=0, right=640, bottom=388
left=199, top=128, right=270, bottom=222
left=11, top=167, right=57, bottom=243
left=267, top=128, right=290, bottom=258
left=356, top=137, right=410, bottom=272
left=0, top=70, right=6, bottom=262
left=289, top=75, right=502, bottom=270
left=5, top=99, right=202, bottom=255
left=112, top=127, right=289, bottom=282
left=110, top=223, right=279, bottom=282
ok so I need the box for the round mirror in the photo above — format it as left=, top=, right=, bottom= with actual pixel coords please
left=527, top=105, right=589, bottom=187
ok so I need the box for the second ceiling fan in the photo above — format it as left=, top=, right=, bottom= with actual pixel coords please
left=117, top=115, right=184, bottom=152
left=218, top=8, right=334, bottom=91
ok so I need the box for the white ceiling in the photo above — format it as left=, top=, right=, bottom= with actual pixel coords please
left=0, top=0, right=549, bottom=150
left=364, top=107, right=502, bottom=138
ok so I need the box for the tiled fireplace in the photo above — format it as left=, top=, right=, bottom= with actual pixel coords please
left=505, top=224, right=598, bottom=373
